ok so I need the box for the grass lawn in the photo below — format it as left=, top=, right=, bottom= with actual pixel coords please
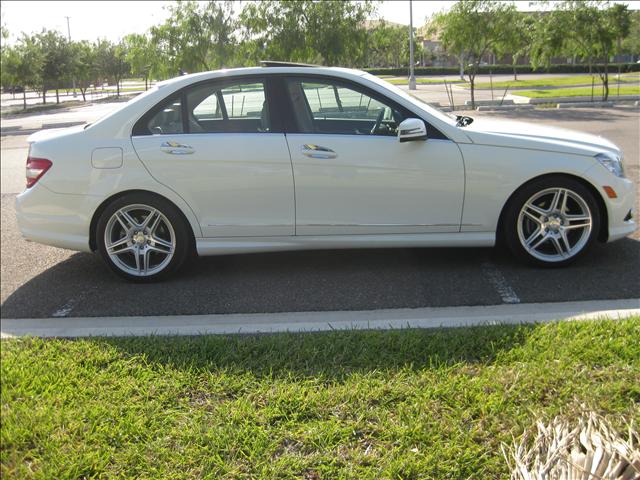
left=474, top=74, right=640, bottom=90
left=2, top=319, right=639, bottom=479
left=516, top=84, right=640, bottom=98
left=386, top=78, right=467, bottom=86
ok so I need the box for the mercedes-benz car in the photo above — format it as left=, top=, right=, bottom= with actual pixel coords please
left=16, top=62, right=636, bottom=281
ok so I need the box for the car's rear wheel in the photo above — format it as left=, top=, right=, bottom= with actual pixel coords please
left=504, top=176, right=600, bottom=267
left=96, top=193, right=191, bottom=281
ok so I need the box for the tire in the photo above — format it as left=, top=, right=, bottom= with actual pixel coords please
left=503, top=176, right=601, bottom=267
left=96, top=192, right=192, bottom=282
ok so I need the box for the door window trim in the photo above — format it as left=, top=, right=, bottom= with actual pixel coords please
left=132, top=75, right=285, bottom=136
left=277, top=73, right=449, bottom=140
left=131, top=72, right=449, bottom=140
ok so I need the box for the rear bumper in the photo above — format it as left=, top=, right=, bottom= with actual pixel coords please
left=15, top=184, right=95, bottom=252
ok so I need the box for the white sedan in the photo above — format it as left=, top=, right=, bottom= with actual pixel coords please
left=16, top=63, right=637, bottom=281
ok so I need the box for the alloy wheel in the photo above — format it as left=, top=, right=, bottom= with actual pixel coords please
left=104, top=204, right=176, bottom=277
left=517, top=187, right=593, bottom=263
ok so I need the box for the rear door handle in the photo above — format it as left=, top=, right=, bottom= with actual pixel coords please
left=161, top=141, right=195, bottom=155
left=301, top=144, right=337, bottom=159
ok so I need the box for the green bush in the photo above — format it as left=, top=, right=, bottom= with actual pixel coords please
left=364, top=63, right=640, bottom=77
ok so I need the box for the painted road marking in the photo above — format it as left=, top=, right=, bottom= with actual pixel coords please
left=481, top=261, right=521, bottom=304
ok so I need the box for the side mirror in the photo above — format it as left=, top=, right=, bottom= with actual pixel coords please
left=398, top=118, right=427, bottom=143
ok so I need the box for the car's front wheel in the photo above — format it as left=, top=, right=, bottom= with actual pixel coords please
left=504, top=176, right=601, bottom=267
left=96, top=193, right=192, bottom=281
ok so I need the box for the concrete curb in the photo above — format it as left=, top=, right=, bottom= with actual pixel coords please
left=556, top=101, right=614, bottom=108
left=1, top=299, right=638, bottom=339
left=476, top=105, right=535, bottom=111
left=524, top=94, right=640, bottom=104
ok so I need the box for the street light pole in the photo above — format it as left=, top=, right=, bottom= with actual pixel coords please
left=64, top=16, right=77, bottom=98
left=408, top=0, right=416, bottom=90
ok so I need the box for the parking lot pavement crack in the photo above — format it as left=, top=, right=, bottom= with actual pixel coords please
left=481, top=261, right=521, bottom=304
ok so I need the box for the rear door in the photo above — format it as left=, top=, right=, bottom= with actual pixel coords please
left=131, top=77, right=295, bottom=238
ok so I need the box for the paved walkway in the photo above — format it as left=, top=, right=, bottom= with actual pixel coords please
left=0, top=102, right=125, bottom=134
left=397, top=83, right=511, bottom=108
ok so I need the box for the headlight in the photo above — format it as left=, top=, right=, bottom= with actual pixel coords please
left=596, top=152, right=625, bottom=178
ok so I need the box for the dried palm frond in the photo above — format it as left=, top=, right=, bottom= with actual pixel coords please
left=502, top=412, right=640, bottom=480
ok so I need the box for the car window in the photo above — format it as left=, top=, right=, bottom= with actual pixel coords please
left=186, top=80, right=270, bottom=133
left=192, top=92, right=222, bottom=120
left=287, top=78, right=405, bottom=136
left=147, top=96, right=183, bottom=135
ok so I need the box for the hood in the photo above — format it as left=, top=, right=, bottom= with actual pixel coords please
left=462, top=118, right=620, bottom=157
left=27, top=124, right=86, bottom=144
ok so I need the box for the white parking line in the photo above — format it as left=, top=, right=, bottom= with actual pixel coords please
left=2, top=299, right=638, bottom=339
left=481, top=261, right=521, bottom=304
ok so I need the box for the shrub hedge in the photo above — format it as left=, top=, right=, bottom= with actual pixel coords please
left=365, top=63, right=640, bottom=76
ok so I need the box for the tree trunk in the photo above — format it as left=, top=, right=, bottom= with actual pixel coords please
left=513, top=64, right=518, bottom=81
left=55, top=88, right=59, bottom=104
left=469, top=74, right=476, bottom=109
left=602, top=62, right=609, bottom=101
left=116, top=79, right=120, bottom=97
left=80, top=88, right=86, bottom=102
left=22, top=89, right=27, bottom=110
left=145, top=76, right=148, bottom=91
left=42, top=88, right=46, bottom=104
left=459, top=54, right=465, bottom=80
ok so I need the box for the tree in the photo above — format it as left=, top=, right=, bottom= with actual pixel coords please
left=69, top=41, right=96, bottom=101
left=367, top=21, right=422, bottom=68
left=123, top=33, right=155, bottom=89
left=238, top=1, right=375, bottom=66
left=238, top=1, right=311, bottom=65
left=430, top=0, right=516, bottom=107
left=495, top=10, right=533, bottom=81
left=34, top=29, right=70, bottom=104
left=531, top=1, right=631, bottom=101
left=150, top=0, right=236, bottom=74
left=7, top=34, right=43, bottom=109
left=303, top=0, right=374, bottom=66
left=1, top=45, right=19, bottom=96
left=621, top=11, right=640, bottom=61
left=94, top=39, right=129, bottom=97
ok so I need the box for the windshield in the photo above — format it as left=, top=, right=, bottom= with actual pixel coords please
left=361, top=73, right=458, bottom=126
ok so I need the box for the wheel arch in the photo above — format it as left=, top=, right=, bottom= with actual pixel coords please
left=89, top=189, right=197, bottom=252
left=495, top=173, right=609, bottom=245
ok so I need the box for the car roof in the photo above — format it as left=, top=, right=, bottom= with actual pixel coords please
left=156, top=66, right=369, bottom=89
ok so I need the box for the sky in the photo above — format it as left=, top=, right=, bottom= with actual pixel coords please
left=1, top=0, right=638, bottom=44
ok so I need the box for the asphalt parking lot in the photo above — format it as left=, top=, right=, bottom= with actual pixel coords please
left=1, top=106, right=638, bottom=319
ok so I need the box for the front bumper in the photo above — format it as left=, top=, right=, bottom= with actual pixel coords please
left=15, top=183, right=95, bottom=252
left=583, top=164, right=638, bottom=242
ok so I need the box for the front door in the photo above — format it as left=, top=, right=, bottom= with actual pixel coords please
left=283, top=77, right=465, bottom=235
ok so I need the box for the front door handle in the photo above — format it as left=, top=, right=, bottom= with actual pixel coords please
left=301, top=144, right=337, bottom=159
left=161, top=141, right=195, bottom=155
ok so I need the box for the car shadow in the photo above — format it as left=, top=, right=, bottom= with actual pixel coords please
left=0, top=246, right=500, bottom=318
left=2, top=237, right=638, bottom=319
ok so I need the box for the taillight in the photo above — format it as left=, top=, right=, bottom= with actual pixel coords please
left=26, top=157, right=52, bottom=188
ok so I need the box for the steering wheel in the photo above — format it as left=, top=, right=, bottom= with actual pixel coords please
left=370, top=108, right=386, bottom=135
